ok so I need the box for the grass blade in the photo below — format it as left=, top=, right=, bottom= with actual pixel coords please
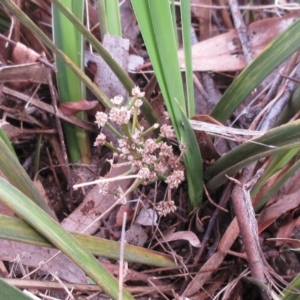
left=131, top=0, right=203, bottom=207
left=0, top=214, right=176, bottom=268
left=0, top=277, right=32, bottom=300
left=52, top=0, right=90, bottom=163
left=180, top=0, right=195, bottom=117
left=0, top=178, right=134, bottom=300
left=204, top=120, right=300, bottom=190
left=0, top=138, right=57, bottom=220
left=211, top=18, right=300, bottom=123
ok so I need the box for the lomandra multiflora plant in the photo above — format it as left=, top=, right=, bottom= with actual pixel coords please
left=94, top=86, right=186, bottom=217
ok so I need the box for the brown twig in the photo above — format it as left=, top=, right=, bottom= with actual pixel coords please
left=228, top=168, right=271, bottom=299
left=258, top=61, right=300, bottom=131
left=193, top=181, right=232, bottom=264
left=229, top=0, right=253, bottom=65
left=45, top=58, right=74, bottom=210
left=3, top=86, right=97, bottom=132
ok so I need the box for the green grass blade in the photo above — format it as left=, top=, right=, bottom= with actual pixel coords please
left=97, top=0, right=108, bottom=40
left=131, top=0, right=203, bottom=207
left=0, top=277, right=32, bottom=300
left=97, top=0, right=121, bottom=39
left=252, top=157, right=300, bottom=211
left=211, top=18, right=300, bottom=123
left=1, top=0, right=112, bottom=109
left=0, top=128, right=17, bottom=157
left=50, top=0, right=158, bottom=126
left=251, top=147, right=300, bottom=197
left=0, top=138, right=57, bottom=220
left=105, top=0, right=121, bottom=36
left=52, top=0, right=90, bottom=163
left=180, top=0, right=195, bottom=117
left=170, top=0, right=179, bottom=49
left=0, top=179, right=134, bottom=300
left=0, top=214, right=176, bottom=268
left=204, top=120, right=300, bottom=190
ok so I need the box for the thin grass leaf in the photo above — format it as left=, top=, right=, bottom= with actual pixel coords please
left=0, top=214, right=176, bottom=268
left=0, top=128, right=16, bottom=157
left=204, top=120, right=300, bottom=190
left=253, top=157, right=300, bottom=211
left=170, top=0, right=179, bottom=49
left=2, top=0, right=158, bottom=128
left=49, top=0, right=158, bottom=126
left=104, top=0, right=121, bottom=36
left=52, top=0, right=90, bottom=163
left=131, top=0, right=203, bottom=207
left=282, top=271, right=300, bottom=299
left=97, top=0, right=108, bottom=40
left=0, top=138, right=57, bottom=220
left=0, top=178, right=134, bottom=300
left=1, top=0, right=112, bottom=108
left=0, top=277, right=32, bottom=300
left=211, top=18, right=300, bottom=123
left=180, top=0, right=195, bottom=117
left=251, top=147, right=300, bottom=197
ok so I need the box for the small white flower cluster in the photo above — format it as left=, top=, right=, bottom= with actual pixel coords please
left=119, top=132, right=185, bottom=188
left=156, top=200, right=177, bottom=217
left=97, top=177, right=109, bottom=195
left=94, top=86, right=186, bottom=215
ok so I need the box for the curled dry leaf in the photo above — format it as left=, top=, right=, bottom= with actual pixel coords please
left=257, top=190, right=300, bottom=233
left=115, top=204, right=134, bottom=227
left=158, top=230, right=201, bottom=248
left=12, top=42, right=41, bottom=64
left=58, top=100, right=104, bottom=116
left=178, top=12, right=300, bottom=72
left=135, top=207, right=158, bottom=226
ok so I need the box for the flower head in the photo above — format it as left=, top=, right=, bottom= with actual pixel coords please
left=97, top=177, right=109, bottom=195
left=132, top=86, right=145, bottom=98
left=134, top=99, right=143, bottom=108
left=156, top=200, right=177, bottom=217
left=165, top=170, right=185, bottom=189
left=109, top=107, right=131, bottom=124
left=95, top=111, right=108, bottom=128
left=111, top=95, right=124, bottom=106
left=94, top=133, right=106, bottom=146
left=160, top=124, right=175, bottom=139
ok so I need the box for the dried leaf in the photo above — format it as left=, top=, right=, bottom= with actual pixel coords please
left=59, top=100, right=103, bottom=116
left=158, top=230, right=201, bottom=248
left=135, top=207, right=158, bottom=226
left=191, top=0, right=211, bottom=41
left=115, top=205, right=134, bottom=227
left=178, top=12, right=300, bottom=72
left=276, top=217, right=296, bottom=246
left=61, top=162, right=133, bottom=235
left=182, top=218, right=239, bottom=297
left=0, top=240, right=87, bottom=284
left=12, top=42, right=40, bottom=64
left=258, top=190, right=300, bottom=233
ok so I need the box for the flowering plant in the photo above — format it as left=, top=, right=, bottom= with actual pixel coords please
left=94, top=86, right=186, bottom=216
